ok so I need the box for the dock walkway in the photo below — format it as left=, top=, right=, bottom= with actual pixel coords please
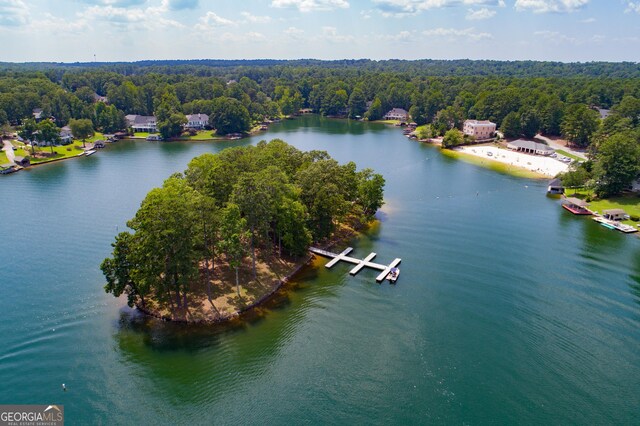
left=309, top=247, right=401, bottom=282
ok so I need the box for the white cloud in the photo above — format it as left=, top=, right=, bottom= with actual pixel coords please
left=321, top=26, right=355, bottom=43
left=374, top=0, right=504, bottom=16
left=195, top=11, right=236, bottom=31
left=81, top=4, right=183, bottom=30
left=580, top=17, right=595, bottom=23
left=376, top=30, right=413, bottom=42
left=514, top=0, right=589, bottom=13
left=534, top=30, right=577, bottom=43
left=34, top=12, right=88, bottom=34
left=283, top=26, right=305, bottom=41
left=0, top=0, right=29, bottom=27
left=271, top=0, right=349, bottom=12
left=241, top=11, right=272, bottom=23
left=218, top=31, right=266, bottom=43
left=466, top=7, right=496, bottom=19
left=626, top=2, right=640, bottom=13
left=423, top=27, right=493, bottom=40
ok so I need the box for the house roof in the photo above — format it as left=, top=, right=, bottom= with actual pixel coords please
left=603, top=209, right=626, bottom=215
left=507, top=139, right=554, bottom=152
left=186, top=113, right=209, bottom=122
left=563, top=197, right=589, bottom=207
left=126, top=115, right=156, bottom=126
left=548, top=178, right=563, bottom=187
left=385, top=108, right=408, bottom=115
left=464, top=119, right=496, bottom=126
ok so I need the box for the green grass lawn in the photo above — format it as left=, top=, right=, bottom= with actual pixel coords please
left=565, top=188, right=640, bottom=225
left=555, top=149, right=583, bottom=161
left=173, top=130, right=226, bottom=141
left=29, top=144, right=86, bottom=164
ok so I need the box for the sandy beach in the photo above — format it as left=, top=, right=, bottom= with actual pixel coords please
left=455, top=145, right=569, bottom=177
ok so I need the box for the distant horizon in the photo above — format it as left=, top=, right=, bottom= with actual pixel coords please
left=1, top=58, right=639, bottom=65
left=1, top=1, right=639, bottom=63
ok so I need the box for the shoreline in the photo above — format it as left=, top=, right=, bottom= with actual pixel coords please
left=133, top=220, right=368, bottom=325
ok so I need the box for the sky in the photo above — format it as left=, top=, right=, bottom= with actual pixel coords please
left=0, top=0, right=639, bottom=63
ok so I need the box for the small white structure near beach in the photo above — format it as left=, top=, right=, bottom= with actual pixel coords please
left=507, top=139, right=555, bottom=156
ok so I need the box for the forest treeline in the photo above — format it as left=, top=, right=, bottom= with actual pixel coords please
left=101, top=139, right=385, bottom=310
left=1, top=59, right=639, bottom=196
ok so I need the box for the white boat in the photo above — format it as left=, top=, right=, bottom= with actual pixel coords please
left=84, top=150, right=97, bottom=156
left=386, top=267, right=400, bottom=283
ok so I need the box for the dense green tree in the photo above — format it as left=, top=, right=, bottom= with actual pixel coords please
left=442, top=129, right=464, bottom=148
left=561, top=104, right=600, bottom=147
left=347, top=86, right=367, bottom=119
left=69, top=118, right=94, bottom=147
left=365, top=97, right=384, bottom=121
left=501, top=111, right=521, bottom=138
left=18, top=118, right=38, bottom=154
left=592, top=132, right=640, bottom=197
left=209, top=97, right=251, bottom=135
left=519, top=108, right=540, bottom=138
left=356, top=169, right=385, bottom=219
left=36, top=119, right=61, bottom=153
left=101, top=232, right=149, bottom=308
left=219, top=203, right=248, bottom=296
left=559, top=166, right=590, bottom=193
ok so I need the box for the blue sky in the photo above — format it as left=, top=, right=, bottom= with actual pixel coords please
left=0, top=0, right=638, bottom=62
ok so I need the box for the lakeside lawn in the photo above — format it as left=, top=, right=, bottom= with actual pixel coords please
left=566, top=188, right=640, bottom=225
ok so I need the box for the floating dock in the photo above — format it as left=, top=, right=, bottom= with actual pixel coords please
left=309, top=247, right=401, bottom=282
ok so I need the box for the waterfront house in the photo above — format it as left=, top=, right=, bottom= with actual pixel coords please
left=603, top=209, right=627, bottom=221
left=463, top=119, right=496, bottom=140
left=185, top=113, right=209, bottom=130
left=383, top=108, right=409, bottom=121
left=547, top=178, right=564, bottom=194
left=126, top=115, right=158, bottom=132
left=507, top=139, right=554, bottom=156
left=60, top=126, right=73, bottom=144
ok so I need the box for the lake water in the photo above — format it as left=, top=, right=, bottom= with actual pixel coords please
left=1, top=115, right=639, bottom=424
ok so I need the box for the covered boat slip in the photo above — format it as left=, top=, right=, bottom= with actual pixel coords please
left=309, top=247, right=402, bottom=282
left=561, top=196, right=593, bottom=215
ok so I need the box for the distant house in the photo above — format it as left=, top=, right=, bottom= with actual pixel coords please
left=93, top=93, right=109, bottom=104
left=94, top=140, right=106, bottom=149
left=185, top=113, right=209, bottom=130
left=60, top=126, right=73, bottom=144
left=597, top=108, right=610, bottom=120
left=125, top=115, right=157, bottom=132
left=146, top=134, right=163, bottom=141
left=32, top=108, right=44, bottom=122
left=383, top=108, right=409, bottom=121
left=507, top=139, right=554, bottom=156
left=463, top=119, right=496, bottom=140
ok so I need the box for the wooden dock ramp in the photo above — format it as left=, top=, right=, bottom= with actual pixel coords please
left=309, top=247, right=402, bottom=283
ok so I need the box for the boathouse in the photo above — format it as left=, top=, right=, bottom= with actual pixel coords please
left=562, top=197, right=592, bottom=215
left=547, top=178, right=564, bottom=194
left=603, top=209, right=627, bottom=221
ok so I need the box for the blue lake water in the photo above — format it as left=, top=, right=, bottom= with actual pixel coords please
left=0, top=115, right=639, bottom=424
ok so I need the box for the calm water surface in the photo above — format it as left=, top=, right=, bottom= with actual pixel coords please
left=1, top=115, right=639, bottom=424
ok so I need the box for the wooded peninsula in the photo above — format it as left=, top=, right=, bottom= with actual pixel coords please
left=100, top=140, right=385, bottom=322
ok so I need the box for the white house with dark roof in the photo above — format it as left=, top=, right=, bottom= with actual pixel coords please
left=60, top=126, right=73, bottom=144
left=463, top=119, right=496, bottom=140
left=185, top=113, right=209, bottom=130
left=507, top=139, right=554, bottom=156
left=125, top=115, right=157, bottom=132
left=383, top=108, right=409, bottom=121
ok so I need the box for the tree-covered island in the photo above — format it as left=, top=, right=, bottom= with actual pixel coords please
left=100, top=139, right=385, bottom=322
